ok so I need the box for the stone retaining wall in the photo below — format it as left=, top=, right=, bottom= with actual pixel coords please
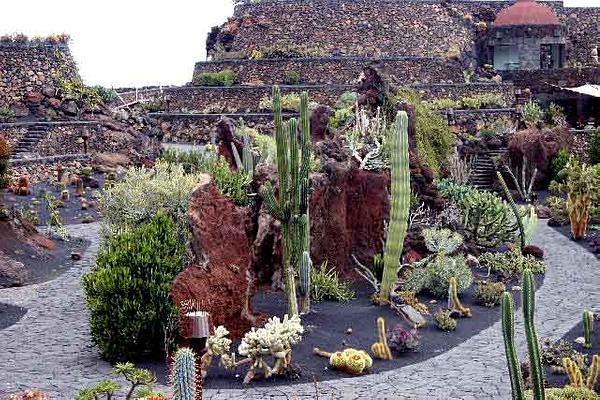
left=193, top=57, right=464, bottom=85
left=0, top=42, right=79, bottom=108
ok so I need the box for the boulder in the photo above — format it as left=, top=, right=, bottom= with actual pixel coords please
left=92, top=152, right=131, bottom=173
left=171, top=174, right=259, bottom=338
left=0, top=252, right=28, bottom=288
left=25, top=92, right=44, bottom=105
left=523, top=245, right=544, bottom=259
left=10, top=103, right=29, bottom=118
left=60, top=100, right=78, bottom=116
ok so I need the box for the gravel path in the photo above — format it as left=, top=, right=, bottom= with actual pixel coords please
left=0, top=223, right=597, bottom=399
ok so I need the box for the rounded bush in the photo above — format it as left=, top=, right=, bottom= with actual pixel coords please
left=83, top=213, right=185, bottom=361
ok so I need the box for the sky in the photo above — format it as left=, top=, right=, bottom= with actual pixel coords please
left=0, top=0, right=233, bottom=88
left=1, top=0, right=598, bottom=87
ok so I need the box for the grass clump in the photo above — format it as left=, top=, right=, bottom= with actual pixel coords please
left=311, top=261, right=355, bottom=302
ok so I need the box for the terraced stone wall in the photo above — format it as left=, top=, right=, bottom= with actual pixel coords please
left=193, top=57, right=464, bottom=86
left=0, top=42, right=78, bottom=108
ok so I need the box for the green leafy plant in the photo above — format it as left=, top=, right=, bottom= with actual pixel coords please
left=522, top=100, right=545, bottom=128
left=551, top=149, right=571, bottom=182
left=193, top=69, right=236, bottom=87
left=479, top=249, right=546, bottom=277
left=259, top=92, right=301, bottom=111
left=589, top=129, right=600, bottom=165
left=82, top=213, right=185, bottom=361
left=403, top=254, right=473, bottom=298
left=284, top=70, right=301, bottom=85
left=76, top=362, right=160, bottom=400
left=311, top=261, right=355, bottom=302
left=0, top=107, right=16, bottom=121
left=474, top=281, right=505, bottom=307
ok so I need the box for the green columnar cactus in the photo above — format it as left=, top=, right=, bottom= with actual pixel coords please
left=497, top=171, right=526, bottom=252
left=502, top=292, right=525, bottom=400
left=523, top=270, right=545, bottom=400
left=584, top=310, right=594, bottom=349
left=263, top=86, right=312, bottom=316
left=173, top=348, right=199, bottom=400
left=299, top=250, right=311, bottom=314
left=380, top=111, right=410, bottom=302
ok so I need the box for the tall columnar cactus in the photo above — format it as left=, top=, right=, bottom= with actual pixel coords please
left=173, top=347, right=201, bottom=400
left=563, top=357, right=584, bottom=387
left=502, top=292, right=525, bottom=400
left=448, top=276, right=472, bottom=317
left=299, top=251, right=311, bottom=314
left=263, top=86, right=312, bottom=316
left=587, top=354, right=600, bottom=390
left=584, top=310, right=594, bottom=349
left=380, top=111, right=410, bottom=302
left=371, top=317, right=393, bottom=360
left=497, top=171, right=526, bottom=252
left=523, top=270, right=545, bottom=400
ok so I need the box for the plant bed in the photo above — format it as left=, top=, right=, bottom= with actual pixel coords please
left=1, top=172, right=105, bottom=225
left=0, top=303, right=26, bottom=330
left=542, top=319, right=600, bottom=393
left=143, top=273, right=543, bottom=389
left=0, top=221, right=90, bottom=285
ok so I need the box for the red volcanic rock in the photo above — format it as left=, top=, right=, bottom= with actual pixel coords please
left=25, top=92, right=44, bottom=104
left=171, top=174, right=259, bottom=338
left=523, top=245, right=544, bottom=259
left=310, top=165, right=390, bottom=276
left=47, top=98, right=62, bottom=108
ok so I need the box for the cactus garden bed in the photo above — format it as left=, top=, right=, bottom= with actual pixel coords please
left=142, top=275, right=543, bottom=389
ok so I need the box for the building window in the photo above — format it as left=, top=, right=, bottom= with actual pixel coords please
left=540, top=44, right=564, bottom=69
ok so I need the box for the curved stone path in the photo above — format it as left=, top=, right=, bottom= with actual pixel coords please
left=0, top=223, right=597, bottom=399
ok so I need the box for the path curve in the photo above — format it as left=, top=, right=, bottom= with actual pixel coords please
left=0, top=223, right=597, bottom=399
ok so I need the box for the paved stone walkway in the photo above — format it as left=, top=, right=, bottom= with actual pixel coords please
left=0, top=223, right=597, bottom=399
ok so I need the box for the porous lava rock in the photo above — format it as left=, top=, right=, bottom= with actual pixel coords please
left=171, top=174, right=259, bottom=338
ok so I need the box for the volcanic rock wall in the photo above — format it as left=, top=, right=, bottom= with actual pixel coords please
left=211, top=0, right=600, bottom=67
left=0, top=42, right=79, bottom=108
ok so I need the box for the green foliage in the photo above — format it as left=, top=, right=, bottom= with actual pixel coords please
left=524, top=387, right=600, bottom=400
left=474, top=281, right=505, bottom=307
left=551, top=149, right=571, bottom=182
left=381, top=111, right=411, bottom=301
left=423, top=228, right=463, bottom=254
left=143, top=98, right=167, bottom=112
left=425, top=94, right=505, bottom=111
left=311, top=261, right=355, bottom=302
left=208, top=157, right=253, bottom=205
left=437, top=179, right=524, bottom=249
left=284, top=70, right=301, bottom=85
left=257, top=42, right=325, bottom=59
left=404, top=254, right=473, bottom=298
left=76, top=380, right=120, bottom=400
left=395, top=88, right=455, bottom=174
left=329, top=107, right=354, bottom=129
left=57, top=78, right=103, bottom=110
left=193, top=69, right=236, bottom=87
left=0, top=107, right=16, bottom=121
left=92, top=86, right=118, bottom=103
left=99, top=161, right=202, bottom=239
left=522, top=100, right=544, bottom=128
left=82, top=214, right=185, bottom=361
left=336, top=91, right=358, bottom=109
left=259, top=92, right=301, bottom=111
left=434, top=309, right=457, bottom=331
left=589, top=129, right=600, bottom=165
left=479, top=249, right=546, bottom=276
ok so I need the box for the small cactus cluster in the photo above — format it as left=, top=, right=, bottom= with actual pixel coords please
left=434, top=309, right=457, bottom=331
left=448, top=276, right=472, bottom=317
left=584, top=310, right=594, bottom=349
left=371, top=317, right=393, bottom=360
left=314, top=347, right=373, bottom=375
left=380, top=111, right=411, bottom=302
left=172, top=347, right=201, bottom=400
left=502, top=270, right=544, bottom=400
left=563, top=355, right=599, bottom=391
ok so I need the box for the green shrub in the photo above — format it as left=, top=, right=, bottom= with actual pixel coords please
left=329, top=107, right=354, bottom=129
left=284, top=70, right=301, bottom=85
left=0, top=107, right=16, bottom=120
left=83, top=213, right=185, bottom=361
left=311, top=261, right=355, bottom=302
left=425, top=98, right=460, bottom=110
left=396, top=88, right=455, bottom=174
left=589, top=129, right=600, bottom=165
left=474, top=281, right=505, bottom=307
left=207, top=157, right=252, bottom=206
left=99, top=161, right=201, bottom=238
left=193, top=69, right=236, bottom=87
left=460, top=96, right=481, bottom=109
left=550, top=148, right=571, bottom=182
left=404, top=254, right=473, bottom=298
left=92, top=86, right=118, bottom=103
left=522, top=101, right=544, bottom=128
left=478, top=248, right=546, bottom=277
left=259, top=92, right=301, bottom=111
left=335, top=91, right=358, bottom=109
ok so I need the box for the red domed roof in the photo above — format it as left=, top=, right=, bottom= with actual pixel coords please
left=494, top=0, right=561, bottom=27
